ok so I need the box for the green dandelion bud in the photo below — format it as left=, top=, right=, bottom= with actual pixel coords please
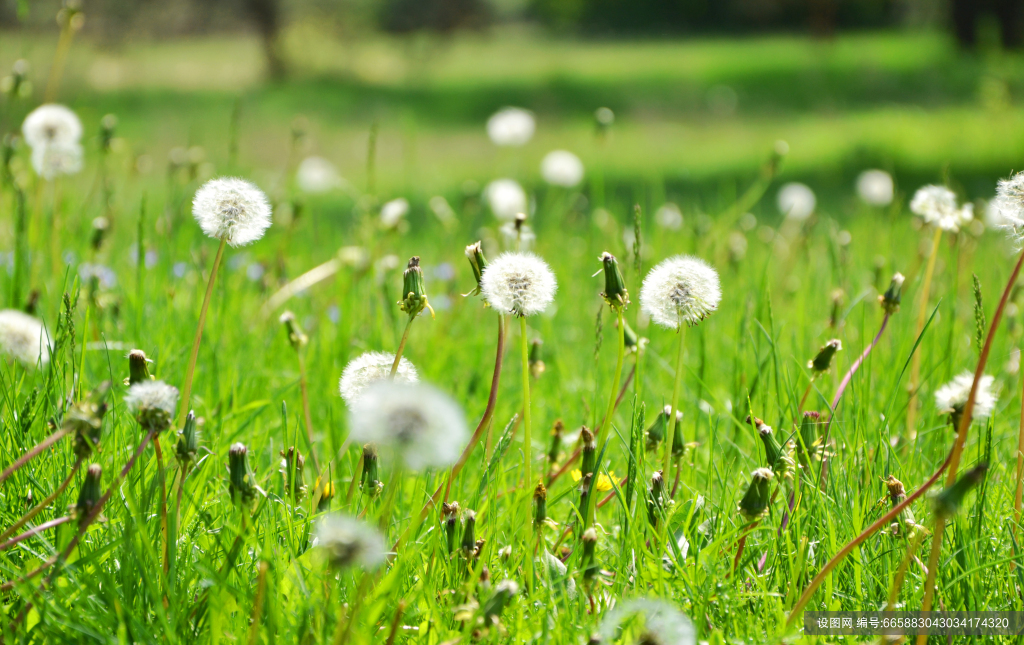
left=100, top=114, right=117, bottom=153
left=398, top=256, right=433, bottom=319
left=580, top=426, right=597, bottom=479
left=279, top=311, right=308, bottom=351
left=647, top=405, right=681, bottom=453
left=621, top=318, right=647, bottom=354
left=90, top=216, right=109, bottom=251
left=176, top=410, right=199, bottom=467
left=884, top=474, right=917, bottom=534
left=465, top=241, right=487, bottom=297
left=360, top=444, right=381, bottom=497
left=671, top=411, right=686, bottom=458
left=647, top=470, right=665, bottom=528
left=934, top=463, right=987, bottom=519
left=880, top=272, right=905, bottom=315
left=581, top=527, right=599, bottom=582
left=75, top=463, right=102, bottom=526
left=281, top=446, right=306, bottom=502
left=461, top=509, right=477, bottom=558
left=228, top=442, right=256, bottom=505
left=738, top=468, right=774, bottom=522
left=529, top=338, right=546, bottom=378
left=482, top=579, right=519, bottom=625
left=808, top=339, right=842, bottom=374
left=798, top=411, right=821, bottom=466
left=534, top=482, right=547, bottom=528
left=443, top=501, right=461, bottom=554
left=599, top=252, right=629, bottom=310
left=127, top=349, right=151, bottom=386
left=547, top=419, right=564, bottom=467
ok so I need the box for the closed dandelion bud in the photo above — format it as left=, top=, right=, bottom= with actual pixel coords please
left=398, top=256, right=433, bottom=318
left=90, top=216, right=109, bottom=251
left=646, top=407, right=667, bottom=451
left=127, top=349, right=151, bottom=385
left=671, top=412, right=685, bottom=458
left=547, top=419, right=564, bottom=465
left=100, top=114, right=116, bottom=152
left=465, top=242, right=487, bottom=297
left=279, top=311, right=307, bottom=350
left=828, top=289, right=844, bottom=328
left=621, top=318, right=647, bottom=354
left=880, top=272, right=904, bottom=314
left=228, top=442, right=256, bottom=505
left=885, top=474, right=917, bottom=533
left=75, top=463, right=102, bottom=525
left=934, top=463, right=987, bottom=519
left=798, top=411, right=821, bottom=465
left=580, top=426, right=597, bottom=478
left=176, top=410, right=199, bottom=467
left=360, top=444, right=381, bottom=497
left=599, top=252, right=629, bottom=310
left=808, top=339, right=842, bottom=374
left=317, top=480, right=335, bottom=512
left=66, top=383, right=109, bottom=459
left=281, top=446, right=306, bottom=502
left=482, top=579, right=519, bottom=624
left=534, top=482, right=547, bottom=527
left=529, top=338, right=545, bottom=378
left=443, top=502, right=461, bottom=554
left=647, top=470, right=665, bottom=528
left=738, top=468, right=774, bottom=521
left=581, top=527, right=599, bottom=582
left=461, top=510, right=477, bottom=557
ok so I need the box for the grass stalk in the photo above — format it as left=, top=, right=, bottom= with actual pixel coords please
left=0, top=459, right=80, bottom=543
left=906, top=226, right=943, bottom=439
left=0, top=427, right=70, bottom=487
left=663, top=328, right=686, bottom=489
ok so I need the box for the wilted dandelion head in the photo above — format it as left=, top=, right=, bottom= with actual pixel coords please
left=485, top=178, right=527, bottom=221
left=348, top=381, right=468, bottom=470
left=480, top=251, right=557, bottom=317
left=31, top=141, right=83, bottom=179
left=540, top=150, right=584, bottom=188
left=192, top=177, right=272, bottom=247
left=994, top=172, right=1024, bottom=246
left=856, top=169, right=894, bottom=206
left=777, top=182, right=816, bottom=221
left=486, top=107, right=535, bottom=147
left=125, top=380, right=179, bottom=431
left=640, top=255, right=721, bottom=329
left=934, top=371, right=997, bottom=422
left=599, top=599, right=696, bottom=645
left=315, top=513, right=388, bottom=570
left=22, top=104, right=82, bottom=149
left=910, top=185, right=972, bottom=233
left=338, top=351, right=418, bottom=408
left=296, top=156, right=342, bottom=194
left=380, top=197, right=409, bottom=229
left=0, top=309, right=51, bottom=366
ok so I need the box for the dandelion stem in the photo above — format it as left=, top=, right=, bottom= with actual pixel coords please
left=1015, top=371, right=1024, bottom=551
left=664, top=328, right=686, bottom=489
left=520, top=315, right=535, bottom=591
left=296, top=351, right=322, bottom=474
left=0, top=459, right=80, bottom=543
left=0, top=427, right=70, bottom=487
left=906, top=226, right=943, bottom=439
left=247, top=561, right=269, bottom=645
left=177, top=236, right=227, bottom=427
left=0, top=515, right=72, bottom=552
left=600, top=310, right=626, bottom=443
left=154, top=435, right=169, bottom=575
left=389, top=316, right=415, bottom=379
left=885, top=531, right=925, bottom=610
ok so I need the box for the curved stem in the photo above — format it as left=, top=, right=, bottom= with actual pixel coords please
left=154, top=436, right=168, bottom=574
left=906, top=227, right=943, bottom=438
left=0, top=459, right=80, bottom=543
left=177, top=236, right=227, bottom=428
left=389, top=317, right=415, bottom=378
left=1015, top=367, right=1024, bottom=550
left=0, top=427, right=70, bottom=487
left=663, top=328, right=686, bottom=488
left=0, top=515, right=72, bottom=552
left=520, top=315, right=534, bottom=591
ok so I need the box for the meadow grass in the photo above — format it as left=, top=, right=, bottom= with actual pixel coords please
left=1, top=28, right=1024, bottom=644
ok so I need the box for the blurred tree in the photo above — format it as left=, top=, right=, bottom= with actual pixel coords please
left=951, top=0, right=1024, bottom=49
left=377, top=0, right=491, bottom=33
left=244, top=0, right=286, bottom=78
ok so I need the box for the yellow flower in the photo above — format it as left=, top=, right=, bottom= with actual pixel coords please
left=571, top=469, right=617, bottom=492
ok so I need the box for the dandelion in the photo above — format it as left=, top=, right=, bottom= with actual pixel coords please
left=480, top=252, right=557, bottom=317
left=486, top=107, right=535, bottom=147
left=856, top=169, right=894, bottom=206
left=910, top=185, right=973, bottom=233
left=655, top=203, right=683, bottom=230
left=777, top=182, right=816, bottom=221
left=993, top=171, right=1024, bottom=245
left=315, top=513, right=387, bottom=570
left=0, top=309, right=51, bottom=366
left=296, top=156, right=342, bottom=193
left=31, top=141, right=82, bottom=179
left=380, top=197, right=409, bottom=229
left=499, top=220, right=536, bottom=251
left=347, top=381, right=468, bottom=471
left=192, top=177, right=272, bottom=247
left=935, top=370, right=997, bottom=429
left=338, top=351, right=418, bottom=408
left=22, top=103, right=82, bottom=150
left=541, top=150, right=584, bottom=188
left=599, top=599, right=695, bottom=645
left=485, top=178, right=527, bottom=221
left=640, top=255, right=721, bottom=329
left=125, top=380, right=179, bottom=432
left=572, top=469, right=617, bottom=492
left=738, top=467, right=774, bottom=521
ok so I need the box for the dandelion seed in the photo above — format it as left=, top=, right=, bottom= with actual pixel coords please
left=856, top=169, right=894, bottom=206
left=22, top=104, right=82, bottom=149
left=315, top=513, right=388, bottom=569
left=934, top=370, right=997, bottom=428
left=380, top=197, right=409, bottom=229
left=599, top=599, right=696, bottom=645
left=486, top=107, right=535, bottom=147
left=338, top=351, right=418, bottom=408
left=480, top=251, right=557, bottom=317
left=347, top=381, right=468, bottom=470
left=993, top=172, right=1024, bottom=246
left=192, top=177, right=272, bottom=247
left=296, top=156, right=342, bottom=194
left=540, top=150, right=584, bottom=188
left=910, top=185, right=973, bottom=233
left=0, top=309, right=51, bottom=366
left=639, top=255, right=721, bottom=329
left=125, top=380, right=179, bottom=432
left=485, top=179, right=528, bottom=221
left=777, top=182, right=816, bottom=221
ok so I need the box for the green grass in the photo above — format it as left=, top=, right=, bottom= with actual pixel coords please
left=1, top=27, right=1024, bottom=643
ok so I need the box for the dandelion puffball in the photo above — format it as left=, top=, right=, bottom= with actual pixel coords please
left=339, top=351, right=418, bottom=408
left=486, top=107, right=535, bottom=147
left=655, top=203, right=684, bottom=230
left=22, top=104, right=82, bottom=149
left=994, top=171, right=1024, bottom=245
left=910, top=185, right=973, bottom=233
left=856, top=169, right=894, bottom=206
left=777, top=182, right=816, bottom=221
left=0, top=309, right=51, bottom=366
left=640, top=255, right=722, bottom=328
left=125, top=380, right=180, bottom=431
left=296, top=156, right=342, bottom=194
left=348, top=381, right=468, bottom=470
left=480, top=251, right=557, bottom=317
left=485, top=179, right=528, bottom=221
left=541, top=150, right=584, bottom=188
left=192, top=177, right=272, bottom=247
left=934, top=370, right=997, bottom=422
left=315, top=513, right=387, bottom=570
left=599, top=599, right=696, bottom=645
left=380, top=198, right=409, bottom=229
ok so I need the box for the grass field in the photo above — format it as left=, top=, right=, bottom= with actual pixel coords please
left=1, top=26, right=1024, bottom=643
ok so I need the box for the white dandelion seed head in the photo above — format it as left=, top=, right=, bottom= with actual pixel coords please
left=296, top=156, right=342, bottom=194
left=124, top=380, right=179, bottom=430
left=22, top=104, right=82, bottom=149
left=31, top=141, right=83, bottom=179
left=338, top=351, right=418, bottom=408
left=934, top=371, right=997, bottom=420
left=348, top=381, right=469, bottom=471
left=540, top=150, right=584, bottom=188
left=480, top=251, right=557, bottom=317
left=910, top=185, right=972, bottom=233
left=192, top=177, right=272, bottom=247
left=994, top=172, right=1024, bottom=245
left=485, top=178, right=527, bottom=221
left=777, top=182, right=816, bottom=221
left=499, top=221, right=536, bottom=251
left=985, top=195, right=1011, bottom=230
left=0, top=310, right=51, bottom=366
left=315, top=513, right=387, bottom=570
left=640, top=255, right=722, bottom=329
left=856, top=169, right=894, bottom=206
left=380, top=198, right=409, bottom=229
left=655, top=203, right=684, bottom=230
left=599, top=599, right=696, bottom=645
left=486, top=107, right=535, bottom=147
